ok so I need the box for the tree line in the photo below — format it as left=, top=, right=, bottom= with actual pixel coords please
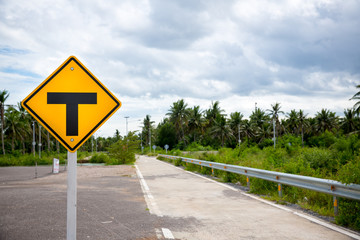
left=1, top=85, right=360, bottom=155
left=140, top=85, right=360, bottom=150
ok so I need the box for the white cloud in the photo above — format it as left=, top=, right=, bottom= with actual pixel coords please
left=0, top=0, right=359, bottom=137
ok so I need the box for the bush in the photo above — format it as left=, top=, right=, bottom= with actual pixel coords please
left=185, top=142, right=213, bottom=151
left=258, top=139, right=274, bottom=149
left=308, top=131, right=337, bottom=148
left=336, top=199, right=360, bottom=231
left=90, top=153, right=109, bottom=163
left=107, top=132, right=139, bottom=165
left=301, top=148, right=338, bottom=175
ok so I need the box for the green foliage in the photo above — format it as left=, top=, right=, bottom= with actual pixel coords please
left=0, top=151, right=73, bottom=166
left=336, top=199, right=360, bottom=230
left=107, top=132, right=139, bottom=165
left=308, top=131, right=337, bottom=148
left=258, top=139, right=273, bottom=149
left=185, top=142, right=213, bottom=151
left=155, top=121, right=177, bottom=150
left=337, top=157, right=360, bottom=184
left=89, top=153, right=109, bottom=163
left=302, top=148, right=338, bottom=175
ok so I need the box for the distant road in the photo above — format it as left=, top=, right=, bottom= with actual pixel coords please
left=136, top=155, right=359, bottom=240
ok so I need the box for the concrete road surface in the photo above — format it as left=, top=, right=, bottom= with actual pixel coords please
left=135, top=155, right=360, bottom=240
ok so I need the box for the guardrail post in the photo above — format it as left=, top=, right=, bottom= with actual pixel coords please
left=278, top=183, right=283, bottom=198
left=333, top=196, right=338, bottom=216
left=247, top=176, right=250, bottom=190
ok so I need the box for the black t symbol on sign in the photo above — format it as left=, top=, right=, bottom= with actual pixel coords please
left=47, top=93, right=97, bottom=136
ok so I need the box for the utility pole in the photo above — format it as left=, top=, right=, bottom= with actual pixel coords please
left=95, top=134, right=97, bottom=152
left=125, top=116, right=129, bottom=136
left=140, top=132, right=143, bottom=153
left=273, top=117, right=276, bottom=149
left=39, top=125, right=42, bottom=159
left=91, top=136, right=94, bottom=153
left=32, top=121, right=36, bottom=157
left=149, top=127, right=151, bottom=152
left=238, top=124, right=241, bottom=147
left=33, top=121, right=37, bottom=178
left=1, top=103, right=4, bottom=155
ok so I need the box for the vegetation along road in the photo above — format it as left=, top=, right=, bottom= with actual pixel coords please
left=136, top=155, right=360, bottom=240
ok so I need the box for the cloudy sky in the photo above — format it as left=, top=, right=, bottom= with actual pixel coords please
left=1, top=0, right=360, bottom=137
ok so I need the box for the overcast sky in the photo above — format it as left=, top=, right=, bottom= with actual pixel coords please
left=1, top=0, right=360, bottom=137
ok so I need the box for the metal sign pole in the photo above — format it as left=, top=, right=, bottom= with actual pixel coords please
left=67, top=151, right=77, bottom=240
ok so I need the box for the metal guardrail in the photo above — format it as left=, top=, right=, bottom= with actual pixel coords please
left=158, top=154, right=360, bottom=214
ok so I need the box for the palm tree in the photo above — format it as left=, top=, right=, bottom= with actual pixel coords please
left=4, top=106, right=24, bottom=152
left=241, top=119, right=257, bottom=140
left=250, top=108, right=270, bottom=142
left=166, top=99, right=189, bottom=144
left=188, top=106, right=204, bottom=142
left=250, top=108, right=269, bottom=129
left=229, top=112, right=244, bottom=146
left=205, top=101, right=225, bottom=128
left=211, top=115, right=233, bottom=147
left=286, top=109, right=299, bottom=135
left=0, top=90, right=9, bottom=155
left=314, top=109, right=339, bottom=133
left=298, top=110, right=308, bottom=147
left=341, top=108, right=358, bottom=134
left=142, top=115, right=154, bottom=149
left=350, top=84, right=360, bottom=113
left=16, top=102, right=31, bottom=154
left=267, top=102, right=284, bottom=147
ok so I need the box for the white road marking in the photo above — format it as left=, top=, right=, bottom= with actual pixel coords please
left=156, top=158, right=360, bottom=240
left=101, top=221, right=112, bottom=224
left=162, top=228, right=175, bottom=239
left=135, top=164, right=163, bottom=217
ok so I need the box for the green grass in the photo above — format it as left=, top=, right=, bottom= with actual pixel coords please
left=0, top=151, right=92, bottom=166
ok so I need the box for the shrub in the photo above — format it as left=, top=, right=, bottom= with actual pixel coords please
left=308, top=131, right=336, bottom=148
left=107, top=132, right=139, bottom=165
left=258, top=139, right=274, bottom=149
left=301, top=148, right=338, bottom=175
left=336, top=199, right=360, bottom=231
left=90, top=153, right=109, bottom=163
left=185, top=142, right=213, bottom=151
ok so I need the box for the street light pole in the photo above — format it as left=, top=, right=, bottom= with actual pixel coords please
left=32, top=121, right=36, bottom=157
left=125, top=116, right=129, bottom=136
left=33, top=121, right=37, bottom=178
left=39, top=125, right=42, bottom=159
left=149, top=127, right=151, bottom=152
left=273, top=117, right=276, bottom=149
left=91, top=136, right=94, bottom=153
left=140, top=132, right=143, bottom=153
left=238, top=124, right=241, bottom=147
left=95, top=134, right=97, bottom=152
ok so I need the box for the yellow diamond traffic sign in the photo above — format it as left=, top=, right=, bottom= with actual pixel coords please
left=21, top=56, right=121, bottom=152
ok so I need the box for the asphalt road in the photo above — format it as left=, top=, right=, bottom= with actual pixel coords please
left=0, top=164, right=169, bottom=240
left=135, top=156, right=360, bottom=240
